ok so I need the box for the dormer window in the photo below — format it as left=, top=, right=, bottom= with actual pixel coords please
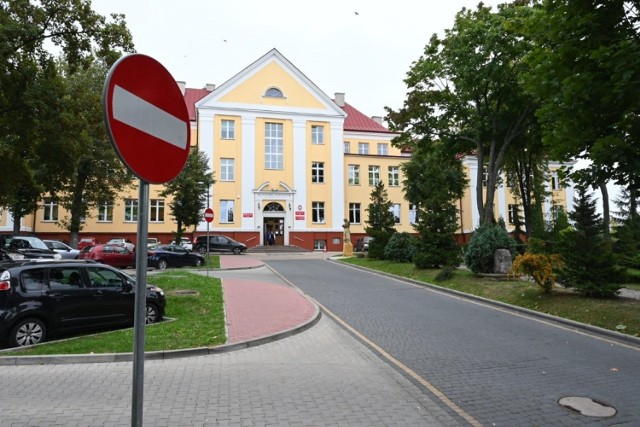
left=265, top=87, right=284, bottom=98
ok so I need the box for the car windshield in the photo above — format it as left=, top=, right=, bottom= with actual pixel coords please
left=7, top=236, right=49, bottom=250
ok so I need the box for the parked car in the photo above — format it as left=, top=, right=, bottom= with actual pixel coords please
left=194, top=235, right=247, bottom=255
left=0, top=235, right=61, bottom=261
left=107, top=237, right=135, bottom=252
left=0, top=259, right=165, bottom=348
left=148, top=244, right=205, bottom=270
left=147, top=238, right=160, bottom=248
left=77, top=237, right=96, bottom=250
left=79, top=244, right=136, bottom=268
left=44, top=240, right=80, bottom=260
left=353, top=236, right=373, bottom=252
left=179, top=237, right=193, bottom=252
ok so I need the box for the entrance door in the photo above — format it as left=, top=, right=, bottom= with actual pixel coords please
left=263, top=218, right=284, bottom=246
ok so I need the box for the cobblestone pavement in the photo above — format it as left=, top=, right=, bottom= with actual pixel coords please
left=0, top=315, right=464, bottom=427
left=265, top=258, right=640, bottom=427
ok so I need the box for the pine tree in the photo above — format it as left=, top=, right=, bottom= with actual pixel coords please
left=557, top=187, right=623, bottom=297
left=364, top=182, right=396, bottom=259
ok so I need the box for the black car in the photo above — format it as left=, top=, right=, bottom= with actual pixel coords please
left=194, top=235, right=247, bottom=255
left=148, top=244, right=205, bottom=270
left=0, top=259, right=165, bottom=348
left=1, top=235, right=61, bottom=261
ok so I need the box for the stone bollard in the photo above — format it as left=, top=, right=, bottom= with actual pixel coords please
left=493, top=248, right=512, bottom=274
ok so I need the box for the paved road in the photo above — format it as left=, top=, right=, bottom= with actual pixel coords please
left=265, top=258, right=640, bottom=426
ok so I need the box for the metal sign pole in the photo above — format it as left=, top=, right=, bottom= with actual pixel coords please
left=132, top=180, right=149, bottom=426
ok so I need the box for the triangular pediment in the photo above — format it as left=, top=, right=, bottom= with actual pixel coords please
left=196, top=48, right=346, bottom=118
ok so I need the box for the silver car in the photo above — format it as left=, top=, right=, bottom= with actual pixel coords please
left=43, top=240, right=80, bottom=259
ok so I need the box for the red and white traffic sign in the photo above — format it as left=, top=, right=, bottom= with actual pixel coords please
left=204, top=208, right=214, bottom=223
left=103, top=54, right=190, bottom=184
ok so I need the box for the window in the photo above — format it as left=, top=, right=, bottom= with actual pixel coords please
left=43, top=198, right=58, bottom=221
left=551, top=204, right=564, bottom=220
left=220, top=200, right=234, bottom=223
left=349, top=203, right=361, bottom=224
left=368, top=166, right=380, bottom=186
left=124, top=199, right=138, bottom=222
left=312, top=202, right=325, bottom=223
left=344, top=142, right=350, bottom=153
left=348, top=165, right=360, bottom=185
left=313, top=240, right=326, bottom=251
left=551, top=171, right=560, bottom=190
left=311, top=162, right=325, bottom=183
left=482, top=168, right=488, bottom=187
left=311, top=125, right=324, bottom=144
left=21, top=268, right=45, bottom=292
left=87, top=266, right=124, bottom=289
left=150, top=199, right=165, bottom=222
left=508, top=204, right=520, bottom=225
left=221, top=158, right=235, bottom=181
left=377, top=143, right=388, bottom=155
left=265, top=87, right=284, bottom=98
left=409, top=204, right=418, bottom=224
left=390, top=204, right=401, bottom=224
left=221, top=119, right=235, bottom=139
left=388, top=166, right=400, bottom=186
left=265, top=122, right=283, bottom=170
left=97, top=201, right=113, bottom=222
left=358, top=143, right=369, bottom=154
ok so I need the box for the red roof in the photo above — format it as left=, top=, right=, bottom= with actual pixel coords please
left=184, top=88, right=210, bottom=121
left=341, top=103, right=392, bottom=134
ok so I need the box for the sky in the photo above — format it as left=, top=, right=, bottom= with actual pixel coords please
left=91, top=0, right=504, bottom=118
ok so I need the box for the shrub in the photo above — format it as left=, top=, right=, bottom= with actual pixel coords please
left=511, top=252, right=562, bottom=293
left=464, top=224, right=515, bottom=274
left=384, top=232, right=419, bottom=262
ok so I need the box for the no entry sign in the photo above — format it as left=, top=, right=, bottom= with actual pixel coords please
left=204, top=208, right=214, bottom=223
left=103, top=54, right=190, bottom=184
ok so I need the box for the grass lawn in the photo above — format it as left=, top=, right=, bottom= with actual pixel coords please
left=341, top=257, right=640, bottom=338
left=2, top=271, right=226, bottom=356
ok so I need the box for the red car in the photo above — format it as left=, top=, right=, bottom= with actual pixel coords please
left=77, top=237, right=96, bottom=250
left=79, top=244, right=136, bottom=268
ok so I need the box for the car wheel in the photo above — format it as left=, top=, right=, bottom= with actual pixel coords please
left=146, top=303, right=161, bottom=324
left=233, top=247, right=241, bottom=255
left=198, top=246, right=207, bottom=255
left=157, top=258, right=168, bottom=270
left=194, top=258, right=203, bottom=267
left=10, top=318, right=47, bottom=347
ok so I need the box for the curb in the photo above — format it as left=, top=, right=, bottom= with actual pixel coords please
left=333, top=259, right=640, bottom=348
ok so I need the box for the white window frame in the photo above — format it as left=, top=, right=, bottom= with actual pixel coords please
left=344, top=142, right=350, bottom=153
left=551, top=171, right=560, bottom=191
left=150, top=199, right=165, bottom=223
left=124, top=198, right=138, bottom=222
left=97, top=201, right=113, bottom=222
left=311, top=125, right=324, bottom=144
left=265, top=122, right=284, bottom=170
left=368, top=166, right=380, bottom=186
left=358, top=143, right=369, bottom=155
left=221, top=158, right=235, bottom=181
left=221, top=119, right=235, bottom=139
left=388, top=166, right=400, bottom=187
left=348, top=165, right=360, bottom=185
left=312, top=201, right=325, bottom=224
left=409, top=204, right=418, bottom=224
left=311, top=161, right=325, bottom=183
left=377, top=143, right=388, bottom=155
left=43, top=198, right=58, bottom=222
left=508, top=204, right=520, bottom=225
left=220, top=200, right=235, bottom=223
left=349, top=203, right=361, bottom=224
left=390, top=204, right=401, bottom=224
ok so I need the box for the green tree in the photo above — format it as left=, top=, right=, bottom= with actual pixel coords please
left=364, top=181, right=396, bottom=259
left=51, top=59, right=133, bottom=247
left=159, top=149, right=214, bottom=243
left=386, top=2, right=539, bottom=226
left=464, top=224, right=516, bottom=274
left=524, top=0, right=640, bottom=233
left=0, top=0, right=133, bottom=229
left=557, top=186, right=623, bottom=297
left=402, top=142, right=466, bottom=268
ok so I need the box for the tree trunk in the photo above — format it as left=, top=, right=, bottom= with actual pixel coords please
left=599, top=183, right=610, bottom=238
left=12, top=211, right=21, bottom=233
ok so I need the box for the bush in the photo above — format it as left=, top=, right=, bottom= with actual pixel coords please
left=511, top=252, right=562, bottom=293
left=464, top=224, right=515, bottom=274
left=384, top=232, right=419, bottom=262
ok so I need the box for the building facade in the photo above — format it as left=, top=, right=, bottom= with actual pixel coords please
left=3, top=49, right=574, bottom=250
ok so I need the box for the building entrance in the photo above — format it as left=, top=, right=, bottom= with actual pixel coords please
left=263, top=218, right=284, bottom=246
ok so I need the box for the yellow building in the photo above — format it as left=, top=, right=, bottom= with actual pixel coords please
left=6, top=49, right=574, bottom=250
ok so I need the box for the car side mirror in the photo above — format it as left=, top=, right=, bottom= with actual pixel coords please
left=124, top=281, right=133, bottom=292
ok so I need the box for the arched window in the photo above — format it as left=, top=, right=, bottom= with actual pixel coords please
left=264, top=202, right=284, bottom=212
left=265, top=87, right=284, bottom=98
